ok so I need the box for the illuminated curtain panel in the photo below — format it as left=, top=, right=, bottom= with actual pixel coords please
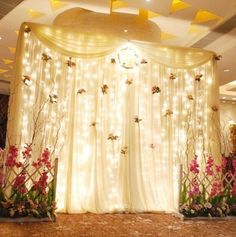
left=7, top=26, right=219, bottom=213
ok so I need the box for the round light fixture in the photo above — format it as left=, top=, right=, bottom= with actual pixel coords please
left=117, top=44, right=140, bottom=69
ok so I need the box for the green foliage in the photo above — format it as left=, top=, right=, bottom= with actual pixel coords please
left=209, top=195, right=224, bottom=207
left=0, top=188, right=5, bottom=203
left=200, top=184, right=206, bottom=203
left=180, top=181, right=187, bottom=205
left=47, top=181, right=54, bottom=207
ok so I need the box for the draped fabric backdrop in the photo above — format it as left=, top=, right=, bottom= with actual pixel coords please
left=7, top=22, right=220, bottom=213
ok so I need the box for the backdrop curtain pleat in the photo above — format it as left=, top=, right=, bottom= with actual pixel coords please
left=6, top=23, right=220, bottom=213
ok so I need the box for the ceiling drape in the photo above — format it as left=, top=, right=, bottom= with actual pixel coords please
left=24, top=22, right=214, bottom=68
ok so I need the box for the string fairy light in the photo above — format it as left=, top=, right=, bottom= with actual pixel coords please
left=16, top=29, right=218, bottom=213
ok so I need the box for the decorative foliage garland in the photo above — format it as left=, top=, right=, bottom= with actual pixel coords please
left=49, top=94, right=58, bottom=104
left=66, top=57, right=76, bottom=67
left=126, top=79, right=133, bottom=85
left=22, top=75, right=32, bottom=86
left=24, top=26, right=31, bottom=34
left=77, top=88, right=86, bottom=95
left=101, top=84, right=109, bottom=95
left=152, top=86, right=161, bottom=94
left=41, top=53, right=52, bottom=62
left=169, top=73, right=176, bottom=80
left=195, top=74, right=203, bottom=82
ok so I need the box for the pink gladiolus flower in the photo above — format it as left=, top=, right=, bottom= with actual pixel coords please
left=22, top=144, right=32, bottom=159
left=32, top=161, right=40, bottom=169
left=210, top=180, right=222, bottom=197
left=5, top=145, right=22, bottom=168
left=13, top=172, right=26, bottom=190
left=221, top=156, right=227, bottom=170
left=227, top=171, right=233, bottom=178
left=232, top=159, right=236, bottom=174
left=5, top=145, right=18, bottom=167
left=206, top=156, right=214, bottom=176
left=32, top=148, right=51, bottom=169
left=189, top=178, right=201, bottom=198
left=33, top=171, right=48, bottom=195
left=19, top=186, right=27, bottom=194
left=41, top=148, right=51, bottom=168
left=189, top=155, right=199, bottom=174
left=215, top=165, right=222, bottom=173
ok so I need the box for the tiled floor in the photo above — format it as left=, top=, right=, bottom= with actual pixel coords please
left=0, top=213, right=236, bottom=237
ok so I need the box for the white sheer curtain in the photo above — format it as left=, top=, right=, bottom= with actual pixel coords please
left=7, top=25, right=220, bottom=213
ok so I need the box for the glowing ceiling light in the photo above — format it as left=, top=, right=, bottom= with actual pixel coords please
left=117, top=43, right=140, bottom=69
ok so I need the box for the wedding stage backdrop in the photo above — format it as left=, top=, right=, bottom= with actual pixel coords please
left=7, top=10, right=220, bottom=214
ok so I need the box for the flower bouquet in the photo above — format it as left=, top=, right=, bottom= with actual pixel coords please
left=0, top=144, right=57, bottom=221
left=179, top=155, right=236, bottom=218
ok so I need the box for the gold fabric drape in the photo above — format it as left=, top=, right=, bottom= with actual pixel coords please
left=22, top=22, right=214, bottom=68
left=7, top=22, right=220, bottom=213
left=133, top=40, right=214, bottom=69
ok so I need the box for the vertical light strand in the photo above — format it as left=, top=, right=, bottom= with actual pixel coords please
left=21, top=31, right=32, bottom=145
